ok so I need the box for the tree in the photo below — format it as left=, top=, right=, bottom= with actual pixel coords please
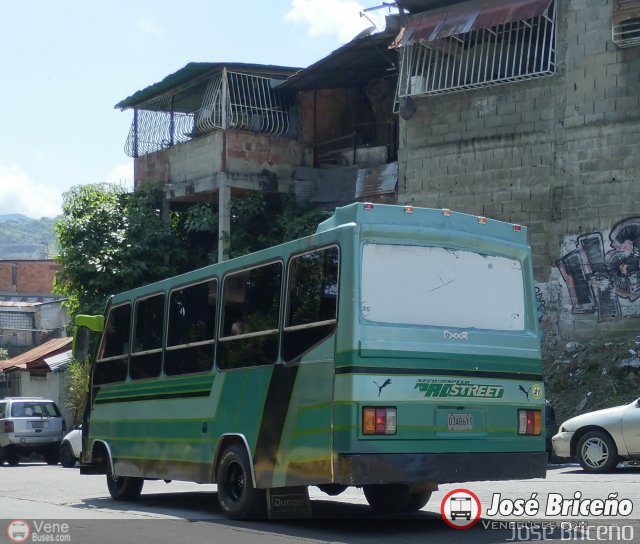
left=183, top=194, right=327, bottom=261
left=55, top=183, right=326, bottom=319
left=54, top=183, right=187, bottom=318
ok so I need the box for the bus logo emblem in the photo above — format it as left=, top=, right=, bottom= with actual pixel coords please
left=373, top=378, right=392, bottom=397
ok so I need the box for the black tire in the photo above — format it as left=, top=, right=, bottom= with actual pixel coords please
left=404, top=489, right=433, bottom=512
left=59, top=442, right=77, bottom=468
left=0, top=447, right=6, bottom=465
left=576, top=430, right=619, bottom=473
left=216, top=444, right=266, bottom=520
left=364, top=483, right=432, bottom=513
left=45, top=445, right=60, bottom=465
left=106, top=462, right=144, bottom=501
left=6, top=450, right=19, bottom=466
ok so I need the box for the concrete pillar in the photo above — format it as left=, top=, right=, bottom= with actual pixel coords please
left=218, top=179, right=231, bottom=262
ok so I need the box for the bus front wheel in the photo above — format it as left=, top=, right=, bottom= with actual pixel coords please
left=106, top=463, right=144, bottom=501
left=363, top=483, right=432, bottom=513
left=216, top=444, right=266, bottom=520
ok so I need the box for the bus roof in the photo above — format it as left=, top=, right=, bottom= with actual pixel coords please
left=316, top=202, right=528, bottom=244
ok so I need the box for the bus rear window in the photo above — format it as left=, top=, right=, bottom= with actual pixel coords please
left=360, top=244, right=526, bottom=331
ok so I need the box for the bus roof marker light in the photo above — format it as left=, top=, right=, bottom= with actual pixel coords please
left=364, top=203, right=374, bottom=210
left=478, top=216, right=488, bottom=224
left=442, top=208, right=452, bottom=216
left=514, top=224, right=522, bottom=232
left=404, top=206, right=414, bottom=214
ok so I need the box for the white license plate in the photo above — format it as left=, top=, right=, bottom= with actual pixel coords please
left=30, top=421, right=44, bottom=429
left=447, top=413, right=474, bottom=431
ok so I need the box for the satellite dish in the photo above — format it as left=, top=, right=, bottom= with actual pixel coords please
left=398, top=96, right=417, bottom=120
left=352, top=25, right=376, bottom=40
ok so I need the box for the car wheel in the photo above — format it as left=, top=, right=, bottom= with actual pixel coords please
left=216, top=444, right=266, bottom=520
left=59, top=442, right=77, bottom=468
left=106, top=463, right=144, bottom=501
left=6, top=451, right=20, bottom=466
left=363, top=483, right=432, bottom=513
left=577, top=430, right=619, bottom=472
left=0, top=447, right=6, bottom=465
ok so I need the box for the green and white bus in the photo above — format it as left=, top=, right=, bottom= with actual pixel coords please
left=74, top=202, right=546, bottom=519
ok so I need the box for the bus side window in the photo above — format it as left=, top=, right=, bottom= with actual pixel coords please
left=130, top=293, right=164, bottom=380
left=94, top=304, right=130, bottom=385
left=218, top=262, right=282, bottom=370
left=283, top=246, right=339, bottom=362
left=165, top=279, right=217, bottom=375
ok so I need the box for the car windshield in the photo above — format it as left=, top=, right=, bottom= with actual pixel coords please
left=10, top=402, right=60, bottom=418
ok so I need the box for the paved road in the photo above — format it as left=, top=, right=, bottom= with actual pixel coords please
left=1, top=462, right=640, bottom=543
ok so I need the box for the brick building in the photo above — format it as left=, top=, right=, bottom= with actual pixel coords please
left=0, top=260, right=60, bottom=293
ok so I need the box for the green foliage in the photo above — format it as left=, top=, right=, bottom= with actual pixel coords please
left=0, top=347, right=8, bottom=360
left=54, top=183, right=187, bottom=318
left=54, top=182, right=326, bottom=319
left=65, top=358, right=90, bottom=425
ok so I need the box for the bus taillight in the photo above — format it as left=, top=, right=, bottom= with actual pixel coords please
left=518, top=409, right=542, bottom=435
left=363, top=407, right=397, bottom=435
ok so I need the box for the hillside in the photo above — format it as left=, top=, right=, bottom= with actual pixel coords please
left=545, top=332, right=640, bottom=425
left=0, top=215, right=58, bottom=259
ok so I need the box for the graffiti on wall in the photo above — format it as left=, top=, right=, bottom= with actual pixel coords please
left=557, top=217, right=640, bottom=321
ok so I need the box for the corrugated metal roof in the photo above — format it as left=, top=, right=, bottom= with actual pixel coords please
left=44, top=350, right=72, bottom=371
left=279, top=25, right=399, bottom=90
left=0, top=337, right=72, bottom=371
left=392, top=0, right=553, bottom=47
left=355, top=162, right=399, bottom=198
left=613, top=0, right=640, bottom=24
left=0, top=294, right=64, bottom=306
left=115, top=62, right=302, bottom=111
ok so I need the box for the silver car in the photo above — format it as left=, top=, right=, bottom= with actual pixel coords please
left=0, top=397, right=66, bottom=465
left=552, top=398, right=640, bottom=472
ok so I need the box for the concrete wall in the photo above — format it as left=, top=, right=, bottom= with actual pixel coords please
left=135, top=129, right=303, bottom=194
left=397, top=0, right=640, bottom=349
left=17, top=370, right=73, bottom=427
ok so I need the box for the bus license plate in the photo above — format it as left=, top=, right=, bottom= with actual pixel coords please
left=447, top=413, right=473, bottom=431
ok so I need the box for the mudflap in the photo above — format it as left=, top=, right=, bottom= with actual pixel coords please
left=266, top=486, right=312, bottom=519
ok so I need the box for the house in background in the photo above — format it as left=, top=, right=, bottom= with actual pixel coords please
left=0, top=337, right=73, bottom=425
left=116, top=62, right=303, bottom=262
left=117, top=15, right=402, bottom=262
left=0, top=260, right=69, bottom=352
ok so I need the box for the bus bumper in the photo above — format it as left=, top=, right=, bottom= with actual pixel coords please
left=335, top=452, right=547, bottom=485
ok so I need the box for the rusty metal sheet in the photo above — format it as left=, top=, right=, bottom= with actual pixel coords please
left=613, top=0, right=640, bottom=25
left=355, top=162, right=398, bottom=198
left=392, top=0, right=553, bottom=47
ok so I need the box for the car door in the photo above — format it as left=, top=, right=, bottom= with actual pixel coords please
left=621, top=399, right=640, bottom=456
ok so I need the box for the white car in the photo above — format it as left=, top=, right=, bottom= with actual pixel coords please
left=552, top=399, right=640, bottom=472
left=59, top=427, right=82, bottom=468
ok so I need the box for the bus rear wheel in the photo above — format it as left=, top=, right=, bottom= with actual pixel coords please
left=216, top=444, right=266, bottom=520
left=363, top=483, right=432, bottom=513
left=106, top=463, right=144, bottom=501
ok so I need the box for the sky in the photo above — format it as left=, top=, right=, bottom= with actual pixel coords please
left=0, top=1, right=393, bottom=219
